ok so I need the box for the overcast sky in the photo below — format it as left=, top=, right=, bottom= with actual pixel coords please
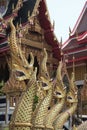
left=46, top=0, right=86, bottom=43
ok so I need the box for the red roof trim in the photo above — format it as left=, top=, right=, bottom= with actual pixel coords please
left=62, top=31, right=87, bottom=49
left=62, top=37, right=76, bottom=49
left=62, top=1, right=87, bottom=49
left=64, top=46, right=87, bottom=54
left=38, top=0, right=61, bottom=60
left=0, top=47, right=9, bottom=53
left=68, top=56, right=87, bottom=63
left=77, top=31, right=87, bottom=41
left=77, top=38, right=87, bottom=44
left=71, top=1, right=87, bottom=35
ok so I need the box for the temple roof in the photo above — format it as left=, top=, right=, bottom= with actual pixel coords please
left=62, top=1, right=87, bottom=49
left=62, top=1, right=87, bottom=65
left=0, top=0, right=61, bottom=60
left=4, top=0, right=37, bottom=23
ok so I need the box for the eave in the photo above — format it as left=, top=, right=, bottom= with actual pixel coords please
left=62, top=1, right=87, bottom=49
left=68, top=56, right=87, bottom=63
left=71, top=1, right=87, bottom=36
left=64, top=46, right=87, bottom=64
left=62, top=31, right=87, bottom=49
left=38, top=0, right=61, bottom=60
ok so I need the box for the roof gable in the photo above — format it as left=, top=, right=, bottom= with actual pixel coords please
left=71, top=1, right=87, bottom=35
left=62, top=1, right=87, bottom=49
left=0, top=0, right=61, bottom=60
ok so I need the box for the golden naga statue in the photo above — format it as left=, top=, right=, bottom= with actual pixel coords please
left=53, top=72, right=78, bottom=130
left=7, top=18, right=37, bottom=130
left=73, top=121, right=87, bottom=130
left=8, top=18, right=34, bottom=81
left=72, top=75, right=87, bottom=130
left=9, top=68, right=37, bottom=130
left=8, top=19, right=53, bottom=130
left=8, top=45, right=53, bottom=130
left=2, top=18, right=35, bottom=94
left=43, top=61, right=67, bottom=130
left=5, top=17, right=87, bottom=130
left=37, top=48, right=51, bottom=101
left=32, top=48, right=54, bottom=130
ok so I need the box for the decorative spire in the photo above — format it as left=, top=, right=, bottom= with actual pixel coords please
left=60, top=37, right=62, bottom=45
left=59, top=37, right=63, bottom=57
left=16, top=22, right=19, bottom=30
left=12, top=0, right=23, bottom=17
left=73, top=55, right=75, bottom=78
left=28, top=10, right=30, bottom=22
left=19, top=17, right=22, bottom=27
left=69, top=56, right=77, bottom=93
left=45, top=11, right=48, bottom=16
left=28, top=10, right=30, bottom=18
left=69, top=26, right=71, bottom=36
left=53, top=20, right=55, bottom=30
left=12, top=3, right=15, bottom=12
left=14, top=0, right=23, bottom=11
left=54, top=36, right=57, bottom=41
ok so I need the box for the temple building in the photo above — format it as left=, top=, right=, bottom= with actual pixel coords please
left=1, top=1, right=87, bottom=129
left=62, top=1, right=87, bottom=117
left=0, top=0, right=61, bottom=92
left=0, top=0, right=61, bottom=125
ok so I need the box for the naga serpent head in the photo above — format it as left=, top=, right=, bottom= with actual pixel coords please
left=36, top=76, right=53, bottom=99
left=40, top=76, right=53, bottom=91
left=67, top=89, right=78, bottom=103
left=38, top=48, right=52, bottom=91
left=8, top=18, right=34, bottom=81
left=54, top=83, right=66, bottom=99
left=54, top=61, right=66, bottom=99
left=67, top=72, right=78, bottom=103
left=13, top=52, right=34, bottom=81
